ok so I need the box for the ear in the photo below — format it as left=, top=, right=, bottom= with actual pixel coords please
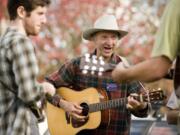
left=89, top=35, right=96, bottom=41
left=17, top=6, right=26, bottom=19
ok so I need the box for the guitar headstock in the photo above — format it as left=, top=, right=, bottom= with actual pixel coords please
left=143, top=88, right=166, bottom=103
left=80, top=53, right=115, bottom=76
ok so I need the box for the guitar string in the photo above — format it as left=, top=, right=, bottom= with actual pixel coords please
left=138, top=81, right=152, bottom=113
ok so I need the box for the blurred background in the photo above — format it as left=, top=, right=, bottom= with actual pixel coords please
left=0, top=0, right=177, bottom=134
left=1, top=0, right=172, bottom=107
left=0, top=0, right=168, bottom=78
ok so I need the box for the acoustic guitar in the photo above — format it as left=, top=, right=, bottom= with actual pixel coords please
left=46, top=54, right=166, bottom=135
left=46, top=87, right=165, bottom=135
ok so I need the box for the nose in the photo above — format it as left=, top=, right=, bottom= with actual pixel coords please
left=107, top=37, right=115, bottom=45
left=41, top=15, right=47, bottom=24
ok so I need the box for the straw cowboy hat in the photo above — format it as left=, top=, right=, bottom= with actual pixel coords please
left=82, top=14, right=128, bottom=40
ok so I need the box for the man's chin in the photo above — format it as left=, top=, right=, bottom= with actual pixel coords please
left=28, top=31, right=39, bottom=36
left=102, top=53, right=112, bottom=59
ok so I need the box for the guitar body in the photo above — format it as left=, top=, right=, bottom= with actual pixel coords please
left=46, top=87, right=109, bottom=135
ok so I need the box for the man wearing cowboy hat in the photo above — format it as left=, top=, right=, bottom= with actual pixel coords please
left=46, top=14, right=150, bottom=135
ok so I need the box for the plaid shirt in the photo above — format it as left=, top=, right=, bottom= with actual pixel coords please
left=46, top=52, right=149, bottom=135
left=0, top=28, right=43, bottom=135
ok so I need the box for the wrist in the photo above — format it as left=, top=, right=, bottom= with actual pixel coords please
left=58, top=98, right=63, bottom=107
left=58, top=99, right=67, bottom=109
left=51, top=94, right=62, bottom=108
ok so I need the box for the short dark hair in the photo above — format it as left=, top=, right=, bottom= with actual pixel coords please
left=7, top=0, right=51, bottom=20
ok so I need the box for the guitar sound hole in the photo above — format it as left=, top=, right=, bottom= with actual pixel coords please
left=80, top=103, right=89, bottom=116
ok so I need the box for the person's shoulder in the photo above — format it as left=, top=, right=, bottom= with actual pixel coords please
left=1, top=29, right=31, bottom=51
left=13, top=32, right=30, bottom=44
left=8, top=28, right=28, bottom=40
left=5, top=28, right=30, bottom=47
left=65, top=56, right=81, bottom=66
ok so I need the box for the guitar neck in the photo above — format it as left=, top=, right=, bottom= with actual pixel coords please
left=89, top=98, right=127, bottom=113
left=88, top=94, right=150, bottom=113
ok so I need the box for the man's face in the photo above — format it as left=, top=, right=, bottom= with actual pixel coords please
left=93, top=31, right=118, bottom=60
left=24, top=6, right=47, bottom=36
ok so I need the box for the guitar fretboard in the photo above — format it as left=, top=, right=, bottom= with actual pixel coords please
left=89, top=98, right=127, bottom=113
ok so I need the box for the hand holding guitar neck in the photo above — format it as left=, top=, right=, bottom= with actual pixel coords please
left=127, top=93, right=148, bottom=111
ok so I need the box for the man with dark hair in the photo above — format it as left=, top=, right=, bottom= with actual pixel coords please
left=46, top=14, right=150, bottom=135
left=0, top=0, right=55, bottom=135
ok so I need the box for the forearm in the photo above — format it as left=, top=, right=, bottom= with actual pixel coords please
left=113, top=56, right=172, bottom=83
left=126, top=60, right=164, bottom=82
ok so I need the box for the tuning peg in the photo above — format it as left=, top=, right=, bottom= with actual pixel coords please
left=99, top=67, right=104, bottom=72
left=99, top=56, right=105, bottom=65
left=91, top=55, right=97, bottom=64
left=98, top=72, right=102, bottom=76
left=85, top=53, right=90, bottom=62
left=91, top=71, right=95, bottom=75
left=100, top=60, right=105, bottom=65
left=85, top=57, right=90, bottom=63
left=85, top=53, right=90, bottom=58
left=92, top=55, right=97, bottom=59
left=98, top=67, right=104, bottom=76
left=91, top=66, right=97, bottom=71
left=84, top=65, right=89, bottom=70
left=92, top=58, right=98, bottom=64
left=99, top=56, right=103, bottom=60
left=90, top=66, right=97, bottom=75
left=82, top=69, right=88, bottom=74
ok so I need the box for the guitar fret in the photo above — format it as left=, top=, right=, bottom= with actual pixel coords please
left=89, top=98, right=127, bottom=113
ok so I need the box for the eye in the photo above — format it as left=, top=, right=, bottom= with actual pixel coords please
left=38, top=12, right=44, bottom=15
left=111, top=35, right=118, bottom=40
left=101, top=35, right=107, bottom=39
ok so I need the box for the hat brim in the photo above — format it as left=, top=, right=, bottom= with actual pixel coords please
left=82, top=28, right=128, bottom=40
